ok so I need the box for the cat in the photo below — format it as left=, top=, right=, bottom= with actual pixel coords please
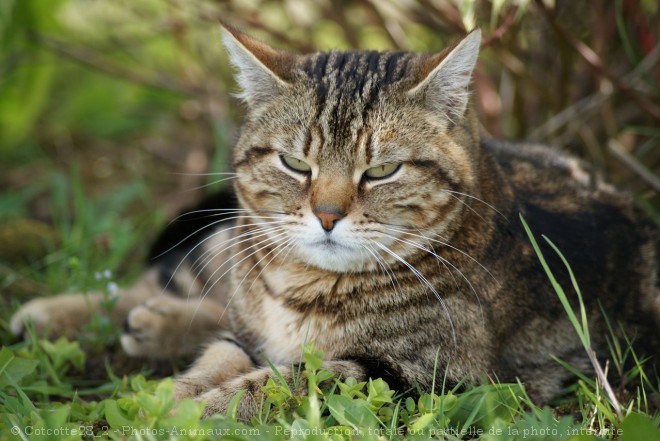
left=11, top=25, right=659, bottom=420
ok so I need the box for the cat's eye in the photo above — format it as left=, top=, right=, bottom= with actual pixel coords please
left=364, top=163, right=401, bottom=180
left=280, top=155, right=311, bottom=174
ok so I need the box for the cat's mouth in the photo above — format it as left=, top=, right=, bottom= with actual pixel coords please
left=314, top=238, right=348, bottom=250
left=299, top=237, right=365, bottom=272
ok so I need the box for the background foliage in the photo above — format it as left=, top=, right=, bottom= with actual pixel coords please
left=1, top=0, right=659, bottom=440
left=2, top=0, right=659, bottom=229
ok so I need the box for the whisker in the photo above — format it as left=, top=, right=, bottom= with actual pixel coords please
left=275, top=235, right=299, bottom=273
left=180, top=176, right=239, bottom=193
left=186, top=225, right=288, bottom=297
left=441, top=189, right=508, bottom=221
left=170, top=172, right=241, bottom=176
left=372, top=240, right=457, bottom=348
left=198, top=230, right=290, bottom=301
left=170, top=208, right=286, bottom=222
left=380, top=232, right=484, bottom=323
left=159, top=221, right=286, bottom=295
left=361, top=240, right=403, bottom=298
left=409, top=228, right=462, bottom=291
left=189, top=224, right=287, bottom=278
left=215, top=238, right=295, bottom=326
left=153, top=215, right=286, bottom=259
left=384, top=226, right=500, bottom=287
left=444, top=192, right=488, bottom=224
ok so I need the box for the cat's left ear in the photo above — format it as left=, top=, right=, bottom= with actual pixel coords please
left=220, top=24, right=295, bottom=107
left=408, top=29, right=481, bottom=122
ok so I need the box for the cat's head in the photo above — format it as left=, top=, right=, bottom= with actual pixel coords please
left=222, top=25, right=482, bottom=272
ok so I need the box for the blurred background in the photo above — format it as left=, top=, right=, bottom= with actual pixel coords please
left=1, top=0, right=659, bottom=302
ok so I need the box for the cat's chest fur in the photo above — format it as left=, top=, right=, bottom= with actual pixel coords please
left=254, top=296, right=328, bottom=363
left=232, top=266, right=349, bottom=364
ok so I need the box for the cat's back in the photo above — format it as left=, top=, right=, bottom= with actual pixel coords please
left=484, top=138, right=617, bottom=202
left=484, top=138, right=659, bottom=346
left=484, top=138, right=652, bottom=229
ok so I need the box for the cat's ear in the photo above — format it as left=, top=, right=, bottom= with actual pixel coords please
left=220, top=24, right=295, bottom=107
left=408, top=29, right=481, bottom=122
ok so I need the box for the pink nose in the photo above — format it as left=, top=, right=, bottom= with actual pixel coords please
left=313, top=209, right=345, bottom=232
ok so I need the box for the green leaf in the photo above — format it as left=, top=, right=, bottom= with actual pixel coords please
left=620, top=413, right=660, bottom=441
left=439, top=393, right=458, bottom=413
left=0, top=346, right=40, bottom=389
left=337, top=379, right=367, bottom=400
left=129, top=375, right=152, bottom=392
left=264, top=359, right=292, bottom=396
left=303, top=343, right=325, bottom=372
left=154, top=379, right=175, bottom=405
left=290, top=418, right=312, bottom=437
left=226, top=389, right=247, bottom=421
left=417, top=394, right=436, bottom=414
left=158, top=398, right=205, bottom=429
left=325, top=425, right=356, bottom=437
left=135, top=382, right=176, bottom=419
left=263, top=377, right=291, bottom=405
left=405, top=397, right=416, bottom=413
left=104, top=399, right=134, bottom=430
left=21, top=406, right=81, bottom=441
left=314, top=369, right=335, bottom=384
left=567, top=435, right=600, bottom=441
left=115, top=396, right=141, bottom=420
left=327, top=395, right=380, bottom=429
left=40, top=337, right=85, bottom=372
left=410, top=413, right=436, bottom=432
left=366, top=378, right=394, bottom=410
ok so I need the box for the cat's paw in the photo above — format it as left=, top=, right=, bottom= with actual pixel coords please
left=10, top=298, right=53, bottom=338
left=10, top=295, right=95, bottom=339
left=196, top=378, right=261, bottom=420
left=195, top=369, right=300, bottom=420
left=120, top=295, right=221, bottom=358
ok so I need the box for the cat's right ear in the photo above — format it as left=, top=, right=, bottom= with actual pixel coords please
left=220, top=24, right=295, bottom=107
left=407, top=29, right=481, bottom=123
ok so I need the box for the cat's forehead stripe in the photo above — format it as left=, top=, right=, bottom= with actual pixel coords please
left=299, top=50, right=417, bottom=158
left=301, top=50, right=413, bottom=88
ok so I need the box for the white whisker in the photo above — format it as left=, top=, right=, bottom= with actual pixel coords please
left=384, top=226, right=500, bottom=287
left=379, top=232, right=484, bottom=323
left=170, top=172, right=241, bottom=176
left=170, top=208, right=286, bottom=222
left=160, top=221, right=286, bottom=296
left=215, top=238, right=295, bottom=326
left=441, top=189, right=508, bottom=221
left=361, top=240, right=403, bottom=297
left=181, top=176, right=240, bottom=193
left=189, top=224, right=287, bottom=279
left=445, top=192, right=488, bottom=224
left=153, top=214, right=286, bottom=259
left=372, top=240, right=457, bottom=348
left=198, top=230, right=290, bottom=301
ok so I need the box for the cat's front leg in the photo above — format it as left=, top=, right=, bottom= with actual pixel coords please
left=10, top=268, right=227, bottom=359
left=10, top=269, right=163, bottom=339
left=173, top=336, right=257, bottom=401
left=121, top=294, right=226, bottom=358
left=177, top=357, right=366, bottom=420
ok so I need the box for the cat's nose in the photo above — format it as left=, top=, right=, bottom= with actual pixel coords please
left=313, top=208, right=345, bottom=232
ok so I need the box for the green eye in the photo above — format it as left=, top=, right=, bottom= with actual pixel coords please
left=364, top=163, right=401, bottom=180
left=280, top=155, right=311, bottom=173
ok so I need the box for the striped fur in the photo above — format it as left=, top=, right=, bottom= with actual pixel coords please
left=11, top=26, right=659, bottom=420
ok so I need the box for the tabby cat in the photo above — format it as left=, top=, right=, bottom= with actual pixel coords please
left=11, top=25, right=660, bottom=419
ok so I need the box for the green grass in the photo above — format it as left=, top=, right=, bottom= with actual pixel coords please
left=1, top=173, right=659, bottom=440
left=2, top=1, right=658, bottom=438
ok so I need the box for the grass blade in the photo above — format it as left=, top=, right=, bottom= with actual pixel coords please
left=520, top=214, right=623, bottom=419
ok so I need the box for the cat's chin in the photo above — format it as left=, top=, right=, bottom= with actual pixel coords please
left=294, top=240, right=371, bottom=273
